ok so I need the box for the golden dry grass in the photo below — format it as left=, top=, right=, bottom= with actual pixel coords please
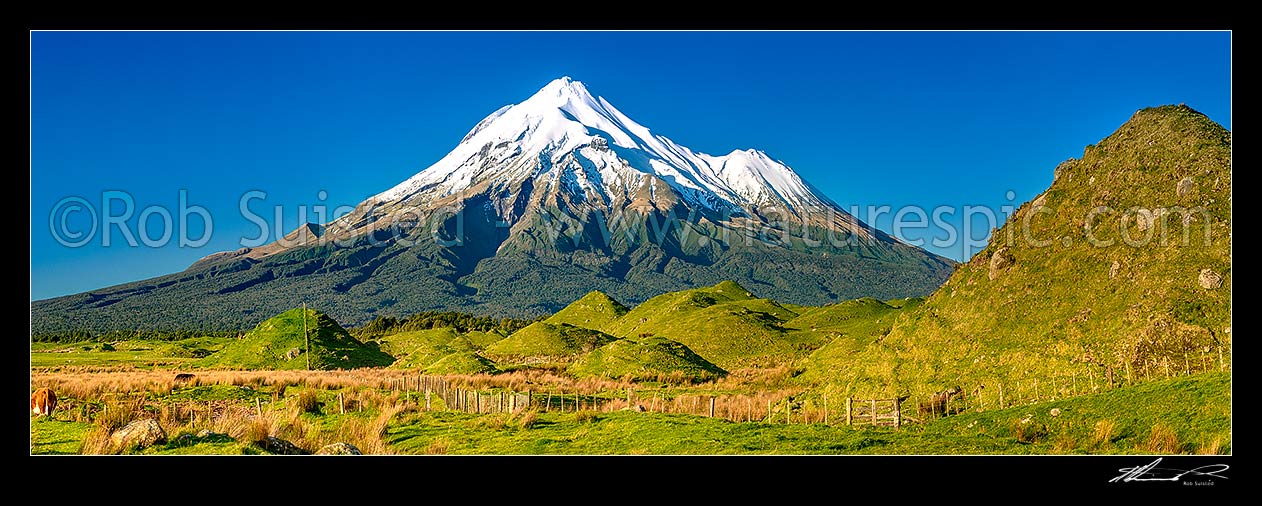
left=1092, top=419, right=1118, bottom=447
left=32, top=368, right=436, bottom=402
left=1197, top=437, right=1223, bottom=455
left=45, top=366, right=429, bottom=455
left=40, top=366, right=807, bottom=454
left=1144, top=423, right=1182, bottom=454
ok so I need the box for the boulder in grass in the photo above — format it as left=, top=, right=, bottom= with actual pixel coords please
left=1198, top=269, right=1223, bottom=289
left=315, top=442, right=362, bottom=455
left=111, top=419, right=166, bottom=450
left=261, top=436, right=309, bottom=455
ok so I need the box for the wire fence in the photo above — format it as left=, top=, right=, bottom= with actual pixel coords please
left=41, top=345, right=1230, bottom=430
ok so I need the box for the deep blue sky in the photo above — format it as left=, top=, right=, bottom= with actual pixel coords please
left=30, top=31, right=1231, bottom=301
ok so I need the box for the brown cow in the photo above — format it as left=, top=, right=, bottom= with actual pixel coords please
left=31, top=388, right=57, bottom=417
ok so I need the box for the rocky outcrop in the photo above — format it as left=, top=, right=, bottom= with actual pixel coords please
left=988, top=247, right=1014, bottom=280
left=315, top=442, right=363, bottom=455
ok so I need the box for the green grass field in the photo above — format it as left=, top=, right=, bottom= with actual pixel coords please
left=31, top=370, right=1228, bottom=455
left=30, top=337, right=235, bottom=368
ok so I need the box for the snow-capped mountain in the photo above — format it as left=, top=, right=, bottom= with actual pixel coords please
left=327, top=77, right=870, bottom=246
left=32, top=77, right=953, bottom=332
left=374, top=77, right=836, bottom=216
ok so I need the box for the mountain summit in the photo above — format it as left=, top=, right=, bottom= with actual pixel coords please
left=33, top=78, right=953, bottom=332
left=372, top=77, right=843, bottom=222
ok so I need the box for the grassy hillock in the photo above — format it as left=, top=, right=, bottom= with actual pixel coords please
left=196, top=308, right=394, bottom=370
left=545, top=291, right=629, bottom=330
left=567, top=336, right=726, bottom=381
left=793, top=299, right=912, bottom=384
left=374, top=328, right=477, bottom=369
left=601, top=281, right=823, bottom=369
left=805, top=105, right=1232, bottom=398
left=424, top=351, right=500, bottom=375
left=484, top=322, right=618, bottom=365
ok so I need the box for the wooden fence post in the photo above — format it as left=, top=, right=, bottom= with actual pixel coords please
left=255, top=397, right=262, bottom=417
left=870, top=399, right=877, bottom=425
left=823, top=395, right=828, bottom=425
left=1219, top=346, right=1224, bottom=371
left=998, top=383, right=1005, bottom=408
left=709, top=397, right=716, bottom=418
left=785, top=398, right=790, bottom=424
left=894, top=397, right=901, bottom=428
left=845, top=397, right=852, bottom=426
left=339, top=392, right=345, bottom=415
left=425, top=390, right=431, bottom=411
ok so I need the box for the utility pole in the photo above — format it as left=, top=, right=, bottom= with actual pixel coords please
left=303, top=302, right=310, bottom=370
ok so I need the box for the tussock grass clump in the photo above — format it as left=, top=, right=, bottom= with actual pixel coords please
left=519, top=410, right=539, bottom=429
left=1197, top=437, right=1223, bottom=455
left=96, top=396, right=146, bottom=433
left=244, top=418, right=271, bottom=444
left=426, top=438, right=450, bottom=455
left=1051, top=428, right=1080, bottom=454
left=1009, top=418, right=1048, bottom=444
left=478, top=414, right=510, bottom=431
left=79, top=426, right=119, bottom=455
left=1092, top=419, right=1117, bottom=447
left=293, top=389, right=321, bottom=415
left=1145, top=423, right=1182, bottom=454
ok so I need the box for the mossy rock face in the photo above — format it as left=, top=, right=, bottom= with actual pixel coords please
left=808, top=105, right=1233, bottom=398
left=197, top=308, right=394, bottom=370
